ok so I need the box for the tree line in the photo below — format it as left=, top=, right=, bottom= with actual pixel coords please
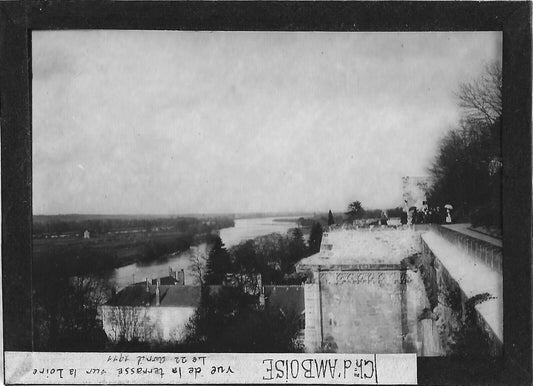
left=335, top=62, right=503, bottom=231
left=34, top=234, right=195, bottom=279
left=181, top=226, right=324, bottom=352
left=197, top=225, right=323, bottom=288
left=33, top=215, right=235, bottom=237
left=428, top=62, right=502, bottom=229
left=325, top=203, right=404, bottom=225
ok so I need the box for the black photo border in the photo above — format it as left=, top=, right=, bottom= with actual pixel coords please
left=1, top=1, right=531, bottom=385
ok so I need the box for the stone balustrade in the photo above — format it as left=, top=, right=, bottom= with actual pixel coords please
left=429, top=225, right=502, bottom=274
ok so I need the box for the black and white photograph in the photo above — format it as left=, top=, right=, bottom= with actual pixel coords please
left=30, top=29, right=504, bottom=357
left=3, top=2, right=533, bottom=384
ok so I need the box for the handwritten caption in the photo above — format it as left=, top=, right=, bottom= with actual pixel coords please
left=33, top=354, right=234, bottom=381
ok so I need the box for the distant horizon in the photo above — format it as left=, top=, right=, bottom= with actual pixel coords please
left=32, top=205, right=400, bottom=218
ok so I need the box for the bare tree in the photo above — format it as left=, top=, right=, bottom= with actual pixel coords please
left=428, top=62, right=503, bottom=227
left=106, top=306, right=150, bottom=342
left=189, top=246, right=208, bottom=286
left=70, top=275, right=108, bottom=306
left=457, top=61, right=502, bottom=125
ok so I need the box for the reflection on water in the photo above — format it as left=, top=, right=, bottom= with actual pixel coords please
left=219, top=217, right=299, bottom=248
left=107, top=244, right=207, bottom=290
left=106, top=217, right=299, bottom=289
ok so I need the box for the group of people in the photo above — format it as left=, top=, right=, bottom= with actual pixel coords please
left=399, top=201, right=453, bottom=225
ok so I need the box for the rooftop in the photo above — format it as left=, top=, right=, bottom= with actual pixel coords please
left=106, top=284, right=202, bottom=308
left=297, top=227, right=422, bottom=268
left=132, top=275, right=181, bottom=287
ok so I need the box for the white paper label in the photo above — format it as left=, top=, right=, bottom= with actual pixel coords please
left=5, top=351, right=417, bottom=384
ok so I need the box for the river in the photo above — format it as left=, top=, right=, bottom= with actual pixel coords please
left=219, top=216, right=301, bottom=248
left=106, top=216, right=300, bottom=289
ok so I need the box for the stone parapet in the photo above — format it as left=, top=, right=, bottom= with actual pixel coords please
left=430, top=224, right=502, bottom=274
left=298, top=227, right=423, bottom=268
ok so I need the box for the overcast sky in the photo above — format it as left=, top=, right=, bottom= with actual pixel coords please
left=32, top=31, right=501, bottom=215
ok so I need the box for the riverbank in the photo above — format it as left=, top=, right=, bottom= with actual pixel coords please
left=33, top=216, right=301, bottom=283
left=108, top=217, right=301, bottom=288
left=32, top=216, right=233, bottom=279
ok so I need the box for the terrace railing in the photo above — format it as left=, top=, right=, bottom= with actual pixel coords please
left=430, top=224, right=502, bottom=274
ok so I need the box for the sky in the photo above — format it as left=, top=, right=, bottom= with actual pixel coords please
left=32, top=31, right=501, bottom=215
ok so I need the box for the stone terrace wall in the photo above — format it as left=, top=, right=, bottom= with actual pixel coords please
left=419, top=235, right=502, bottom=356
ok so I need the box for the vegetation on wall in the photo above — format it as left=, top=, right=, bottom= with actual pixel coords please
left=417, top=244, right=498, bottom=357
left=449, top=293, right=496, bottom=357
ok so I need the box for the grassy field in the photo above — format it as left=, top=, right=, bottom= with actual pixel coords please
left=33, top=229, right=190, bottom=257
left=33, top=231, right=196, bottom=277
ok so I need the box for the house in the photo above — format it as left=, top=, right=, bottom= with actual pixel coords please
left=99, top=270, right=306, bottom=346
left=149, top=268, right=185, bottom=286
left=99, top=279, right=203, bottom=343
left=83, top=230, right=90, bottom=239
left=129, top=267, right=186, bottom=288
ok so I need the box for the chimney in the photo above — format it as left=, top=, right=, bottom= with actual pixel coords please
left=258, top=273, right=265, bottom=307
left=155, top=278, right=160, bottom=306
left=144, top=278, right=151, bottom=306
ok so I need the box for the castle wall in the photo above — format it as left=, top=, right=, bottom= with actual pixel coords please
left=318, top=270, right=404, bottom=353
left=303, top=282, right=322, bottom=352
